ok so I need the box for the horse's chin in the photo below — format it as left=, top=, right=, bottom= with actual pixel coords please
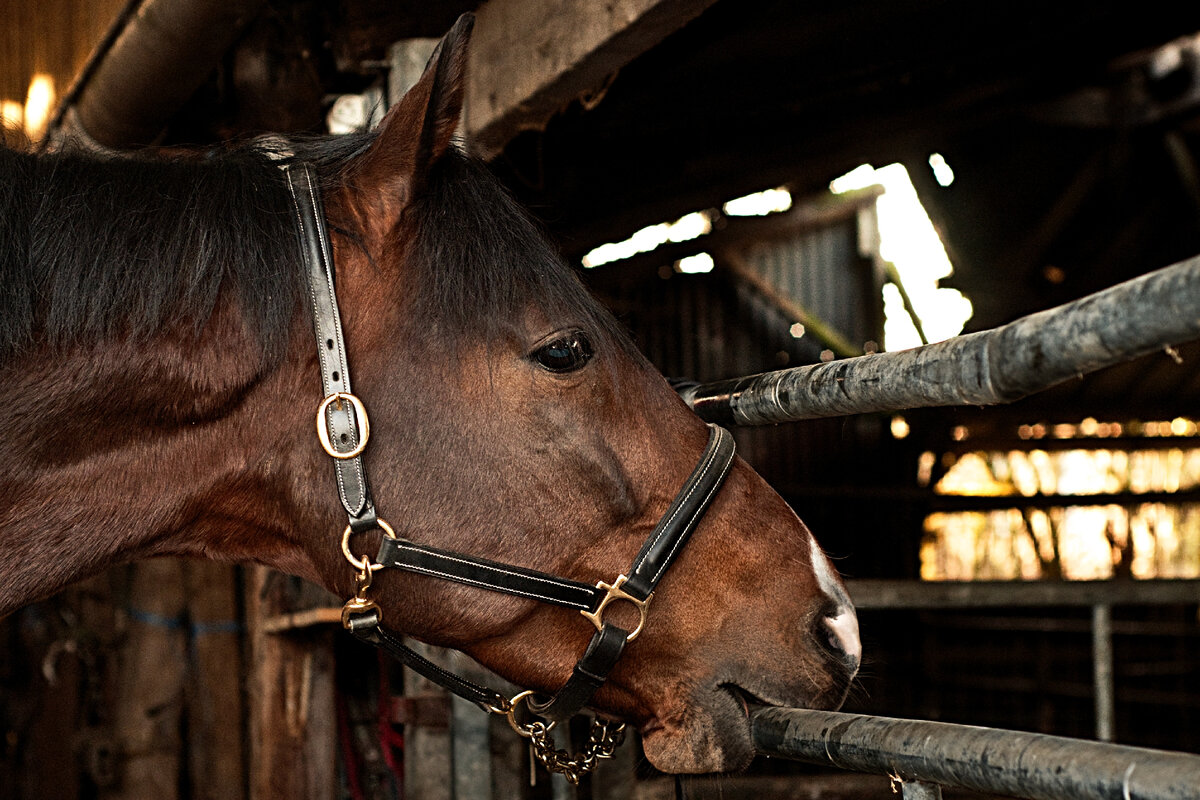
left=638, top=683, right=759, bottom=774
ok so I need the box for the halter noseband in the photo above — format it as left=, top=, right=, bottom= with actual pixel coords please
left=284, top=163, right=736, bottom=782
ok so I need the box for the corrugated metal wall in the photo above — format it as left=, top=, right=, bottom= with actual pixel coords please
left=589, top=192, right=883, bottom=475
left=587, top=192, right=918, bottom=575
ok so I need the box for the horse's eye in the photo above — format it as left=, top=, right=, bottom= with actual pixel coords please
left=532, top=331, right=594, bottom=373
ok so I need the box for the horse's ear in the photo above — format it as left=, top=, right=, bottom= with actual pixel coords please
left=346, top=13, right=473, bottom=230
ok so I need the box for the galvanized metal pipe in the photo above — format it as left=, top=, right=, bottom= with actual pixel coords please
left=1092, top=603, right=1116, bottom=742
left=681, top=254, right=1200, bottom=425
left=751, top=707, right=1200, bottom=800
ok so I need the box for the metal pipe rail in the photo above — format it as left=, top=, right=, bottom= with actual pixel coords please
left=751, top=707, right=1200, bottom=800
left=681, top=254, right=1200, bottom=425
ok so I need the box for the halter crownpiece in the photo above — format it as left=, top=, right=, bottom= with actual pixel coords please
left=284, top=161, right=737, bottom=782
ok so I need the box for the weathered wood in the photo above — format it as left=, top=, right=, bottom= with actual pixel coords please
left=466, top=0, right=719, bottom=157
left=846, top=578, right=1200, bottom=610
left=246, top=567, right=337, bottom=800
left=402, top=640, right=454, bottom=800
left=682, top=254, right=1200, bottom=425
left=451, top=693, right=492, bottom=800
left=111, top=559, right=187, bottom=800
left=184, top=561, right=245, bottom=800
left=722, top=250, right=863, bottom=358
left=259, top=606, right=343, bottom=634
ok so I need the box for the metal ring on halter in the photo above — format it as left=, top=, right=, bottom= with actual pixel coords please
left=340, top=518, right=396, bottom=572
left=504, top=690, right=556, bottom=737
left=316, top=391, right=370, bottom=459
left=579, top=575, right=651, bottom=642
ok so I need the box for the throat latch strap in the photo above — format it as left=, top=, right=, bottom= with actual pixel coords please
left=374, top=538, right=599, bottom=610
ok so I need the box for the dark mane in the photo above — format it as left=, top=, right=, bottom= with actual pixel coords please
left=0, top=134, right=633, bottom=366
left=0, top=143, right=302, bottom=363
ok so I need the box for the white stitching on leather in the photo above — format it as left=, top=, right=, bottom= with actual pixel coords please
left=289, top=165, right=366, bottom=515
left=634, top=427, right=733, bottom=585
left=393, top=547, right=595, bottom=608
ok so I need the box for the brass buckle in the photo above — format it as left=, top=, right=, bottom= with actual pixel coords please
left=580, top=574, right=651, bottom=642
left=316, top=391, right=370, bottom=459
left=340, top=518, right=396, bottom=573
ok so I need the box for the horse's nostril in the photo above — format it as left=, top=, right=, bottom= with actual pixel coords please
left=820, top=608, right=862, bottom=673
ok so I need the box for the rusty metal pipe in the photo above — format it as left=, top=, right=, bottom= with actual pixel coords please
left=63, top=0, right=265, bottom=148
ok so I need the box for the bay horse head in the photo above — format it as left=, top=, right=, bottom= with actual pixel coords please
left=0, top=14, right=858, bottom=774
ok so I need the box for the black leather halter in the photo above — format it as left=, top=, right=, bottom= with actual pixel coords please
left=284, top=163, right=736, bottom=770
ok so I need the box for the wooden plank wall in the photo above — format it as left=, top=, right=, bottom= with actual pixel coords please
left=2, top=0, right=128, bottom=135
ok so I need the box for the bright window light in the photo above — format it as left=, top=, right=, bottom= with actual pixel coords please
left=667, top=211, right=712, bottom=242
left=928, top=152, right=955, bottom=187
left=723, top=188, right=792, bottom=216
left=23, top=74, right=55, bottom=140
left=1, top=100, right=23, bottom=131
left=831, top=162, right=972, bottom=351
left=676, top=252, right=714, bottom=274
left=582, top=211, right=712, bottom=268
left=828, top=164, right=878, bottom=194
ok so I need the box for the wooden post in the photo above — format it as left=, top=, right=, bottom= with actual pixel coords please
left=902, top=781, right=944, bottom=800
left=246, top=567, right=338, bottom=800
left=184, top=561, right=246, bottom=800
left=402, top=640, right=454, bottom=800
left=1092, top=603, right=1115, bottom=742
left=110, top=558, right=188, bottom=800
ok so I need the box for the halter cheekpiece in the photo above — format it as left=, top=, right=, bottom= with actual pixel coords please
left=284, top=162, right=736, bottom=783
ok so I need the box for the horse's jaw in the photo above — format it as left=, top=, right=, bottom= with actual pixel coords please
left=637, top=681, right=758, bottom=773
left=638, top=670, right=854, bottom=774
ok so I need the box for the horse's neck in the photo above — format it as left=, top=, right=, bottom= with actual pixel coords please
left=0, top=319, right=313, bottom=616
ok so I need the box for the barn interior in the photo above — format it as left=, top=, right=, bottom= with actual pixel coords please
left=4, top=2, right=1200, bottom=798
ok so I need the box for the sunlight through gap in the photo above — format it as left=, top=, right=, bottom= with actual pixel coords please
left=831, top=162, right=972, bottom=351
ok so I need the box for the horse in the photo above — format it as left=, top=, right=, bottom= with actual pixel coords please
left=0, top=15, right=859, bottom=775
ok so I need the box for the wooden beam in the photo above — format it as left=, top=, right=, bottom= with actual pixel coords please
left=466, top=0, right=718, bottom=157
left=114, top=559, right=187, bottom=800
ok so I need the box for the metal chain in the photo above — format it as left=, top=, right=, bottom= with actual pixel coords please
left=523, top=717, right=626, bottom=784
left=499, top=691, right=630, bottom=783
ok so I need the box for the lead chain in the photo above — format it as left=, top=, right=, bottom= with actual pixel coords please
left=524, top=718, right=626, bottom=785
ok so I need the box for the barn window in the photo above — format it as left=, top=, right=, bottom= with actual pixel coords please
left=920, top=418, right=1200, bottom=581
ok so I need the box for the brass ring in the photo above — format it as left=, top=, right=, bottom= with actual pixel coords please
left=340, top=518, right=396, bottom=572
left=316, top=392, right=370, bottom=459
left=504, top=690, right=555, bottom=738
left=579, top=574, right=651, bottom=642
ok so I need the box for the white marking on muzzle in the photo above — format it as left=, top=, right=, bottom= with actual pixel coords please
left=808, top=535, right=862, bottom=667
